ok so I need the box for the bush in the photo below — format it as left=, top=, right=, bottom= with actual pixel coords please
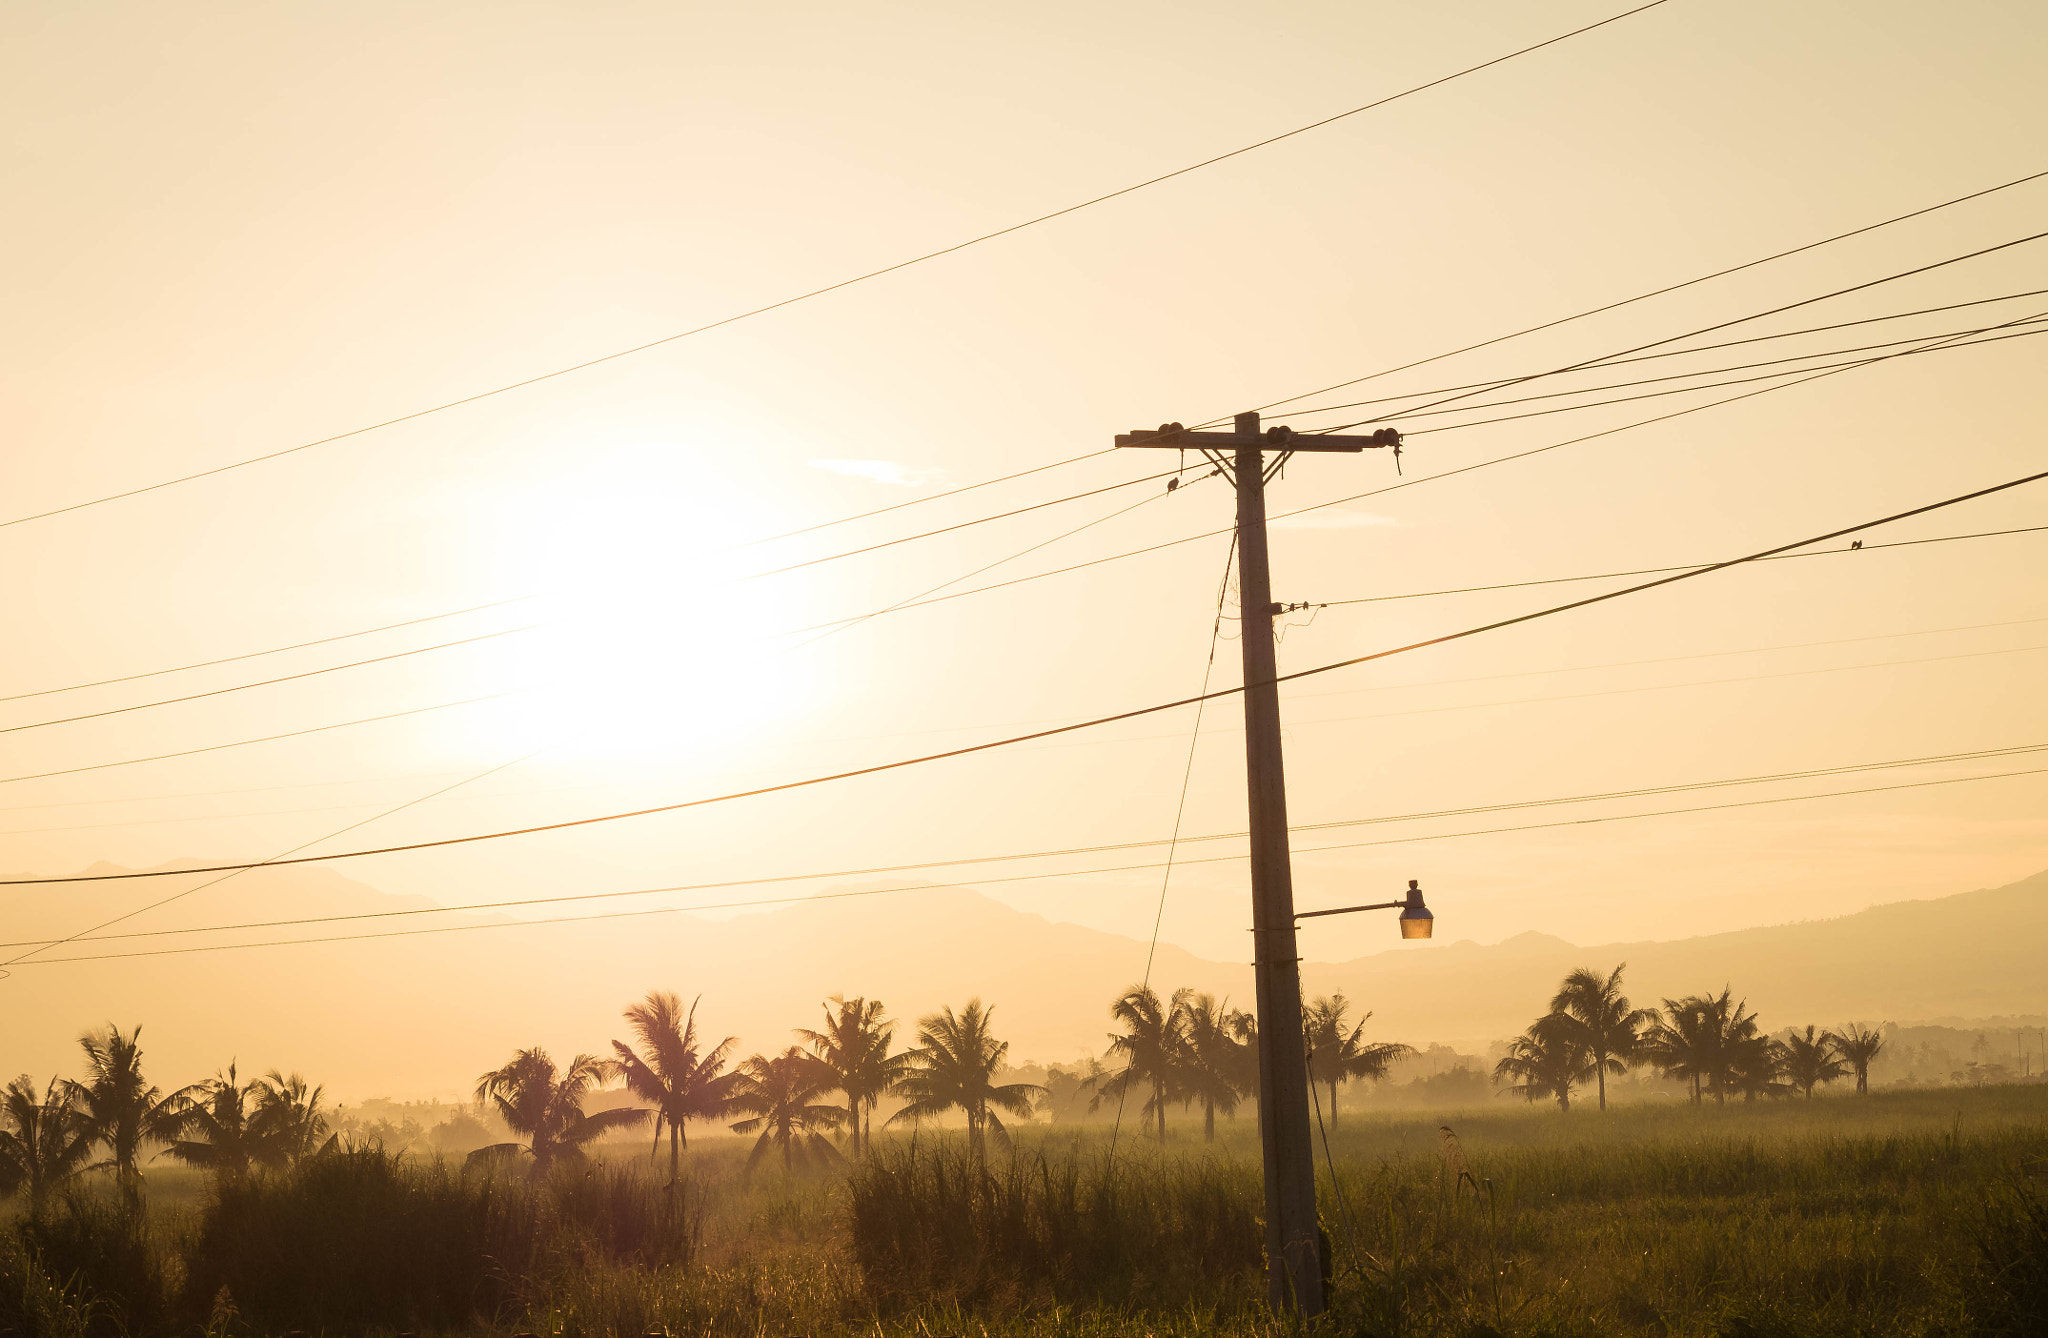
left=184, top=1150, right=510, bottom=1331
left=1972, top=1176, right=2048, bottom=1336
left=0, top=1231, right=101, bottom=1338
left=847, top=1140, right=1264, bottom=1309
left=12, top=1197, right=176, bottom=1338
left=182, top=1148, right=699, bottom=1333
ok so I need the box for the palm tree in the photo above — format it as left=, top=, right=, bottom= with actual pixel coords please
left=0, top=1076, right=96, bottom=1220
left=159, top=1065, right=273, bottom=1179
left=1090, top=985, right=1190, bottom=1141
left=256, top=1071, right=331, bottom=1162
left=1644, top=989, right=1758, bottom=1104
left=795, top=995, right=904, bottom=1160
left=73, top=1024, right=190, bottom=1204
left=472, top=1048, right=648, bottom=1176
left=1826, top=1023, right=1886, bottom=1095
left=1178, top=994, right=1251, bottom=1142
left=610, top=991, right=739, bottom=1182
left=1302, top=993, right=1414, bottom=1129
left=1779, top=1026, right=1849, bottom=1098
left=1643, top=996, right=1716, bottom=1104
left=887, top=999, right=1043, bottom=1159
left=1229, top=1009, right=1262, bottom=1142
left=728, top=1047, right=845, bottom=1173
left=1726, top=1034, right=1785, bottom=1102
left=1550, top=965, right=1655, bottom=1112
left=1492, top=1012, right=1593, bottom=1112
left=1706, top=990, right=1765, bottom=1103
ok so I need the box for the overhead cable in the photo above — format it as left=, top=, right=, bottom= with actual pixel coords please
left=14, top=608, right=2044, bottom=835
left=1398, top=325, right=2048, bottom=436
left=742, top=467, right=1184, bottom=581
left=10, top=460, right=2045, bottom=887
left=8, top=740, right=2041, bottom=945
left=1277, top=286, right=2048, bottom=419
left=0, top=626, right=537, bottom=735
left=0, top=693, right=518, bottom=787
left=0, top=1, right=1674, bottom=534
left=1312, top=523, right=2048, bottom=608
left=1310, top=229, right=2048, bottom=433
left=1363, top=322, right=2047, bottom=429
left=0, top=757, right=534, bottom=973
left=1235, top=166, right=2048, bottom=423
left=0, top=597, right=534, bottom=704
left=790, top=476, right=1200, bottom=651
left=741, top=450, right=1115, bottom=546
left=786, top=321, right=2040, bottom=634
left=11, top=760, right=2046, bottom=966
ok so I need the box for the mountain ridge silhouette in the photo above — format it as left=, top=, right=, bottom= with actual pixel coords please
left=3, top=860, right=2041, bottom=1097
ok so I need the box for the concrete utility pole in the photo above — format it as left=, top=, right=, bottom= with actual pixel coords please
left=1114, top=412, right=1401, bottom=1317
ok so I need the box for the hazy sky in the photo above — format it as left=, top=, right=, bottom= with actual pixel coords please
left=5, top=0, right=2047, bottom=1043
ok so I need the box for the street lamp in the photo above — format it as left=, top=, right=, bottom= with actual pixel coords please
left=1295, top=878, right=1434, bottom=939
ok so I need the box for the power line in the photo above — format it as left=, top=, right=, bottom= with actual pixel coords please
left=0, top=626, right=537, bottom=736
left=4, top=464, right=1154, bottom=710
left=13, top=608, right=2041, bottom=836
left=15, top=298, right=1991, bottom=723
left=1342, top=321, right=2048, bottom=430
left=744, top=467, right=1185, bottom=582
left=1144, top=534, right=1237, bottom=983
left=758, top=213, right=2048, bottom=608
left=11, top=753, right=2045, bottom=966
left=0, top=1, right=1673, bottom=535
left=0, top=771, right=483, bottom=815
left=741, top=450, right=1115, bottom=546
left=0, top=598, right=535, bottom=704
left=17, top=293, right=2027, bottom=720
left=1397, top=325, right=2048, bottom=437
left=1312, top=523, right=2048, bottom=607
left=1290, top=613, right=2048, bottom=693
left=1277, top=286, right=2048, bottom=419
left=12, top=461, right=2045, bottom=887
left=789, top=475, right=1201, bottom=652
left=1235, top=166, right=2048, bottom=423
left=1271, top=641, right=2048, bottom=737
left=1114, top=531, right=1237, bottom=1162
left=1310, top=229, right=2048, bottom=434
left=1285, top=764, right=2048, bottom=868
left=10, top=739, right=2039, bottom=943
left=7, top=481, right=1198, bottom=811
left=945, top=642, right=2048, bottom=768
left=29, top=185, right=2029, bottom=735
left=0, top=693, right=518, bottom=787
left=0, top=757, right=534, bottom=973
left=1258, top=306, right=2046, bottom=528
left=788, top=325, right=2041, bottom=634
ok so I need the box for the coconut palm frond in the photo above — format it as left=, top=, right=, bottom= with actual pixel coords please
left=0, top=1076, right=96, bottom=1218
left=611, top=993, right=740, bottom=1178
left=893, top=999, right=1044, bottom=1160
left=727, top=1047, right=844, bottom=1176
left=796, top=995, right=904, bottom=1159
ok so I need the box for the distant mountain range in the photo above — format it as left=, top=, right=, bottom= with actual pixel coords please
left=4, top=859, right=2043, bottom=1099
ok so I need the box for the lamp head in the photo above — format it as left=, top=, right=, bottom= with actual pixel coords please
left=1398, top=878, right=1434, bottom=940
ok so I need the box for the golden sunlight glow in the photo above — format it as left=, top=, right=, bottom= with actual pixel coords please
left=477, top=441, right=817, bottom=767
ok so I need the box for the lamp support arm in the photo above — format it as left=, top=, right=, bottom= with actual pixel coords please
left=1294, top=900, right=1405, bottom=921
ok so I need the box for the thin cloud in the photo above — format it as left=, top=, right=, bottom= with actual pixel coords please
left=1271, top=510, right=1401, bottom=531
left=809, top=459, right=948, bottom=488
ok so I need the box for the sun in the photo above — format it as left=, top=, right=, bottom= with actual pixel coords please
left=471, top=440, right=823, bottom=769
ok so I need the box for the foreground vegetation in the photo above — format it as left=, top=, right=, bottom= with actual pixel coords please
left=4, top=1086, right=2045, bottom=1337
left=5, top=978, right=2041, bottom=1335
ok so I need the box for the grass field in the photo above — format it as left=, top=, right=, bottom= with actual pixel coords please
left=5, top=1085, right=2045, bottom=1337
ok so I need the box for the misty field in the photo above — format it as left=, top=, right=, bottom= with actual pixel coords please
left=5, top=1085, right=2045, bottom=1338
